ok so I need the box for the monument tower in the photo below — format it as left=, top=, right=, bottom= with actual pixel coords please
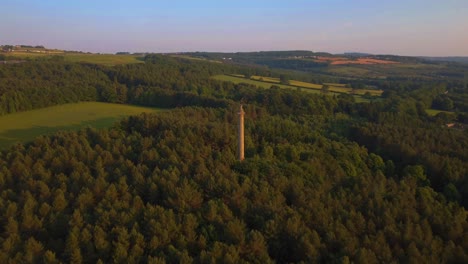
left=238, top=104, right=245, bottom=161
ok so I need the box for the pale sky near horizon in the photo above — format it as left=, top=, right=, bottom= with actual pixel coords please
left=1, top=0, right=467, bottom=56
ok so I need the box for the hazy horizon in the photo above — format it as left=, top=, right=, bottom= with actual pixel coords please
left=1, top=0, right=468, bottom=57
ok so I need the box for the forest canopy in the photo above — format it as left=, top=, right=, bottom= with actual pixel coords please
left=0, top=108, right=466, bottom=263
left=0, top=55, right=467, bottom=263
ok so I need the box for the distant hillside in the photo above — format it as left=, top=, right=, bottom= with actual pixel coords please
left=421, top=56, right=468, bottom=64
left=182, top=50, right=319, bottom=61
left=181, top=51, right=427, bottom=67
left=0, top=44, right=64, bottom=54
left=343, top=52, right=373, bottom=57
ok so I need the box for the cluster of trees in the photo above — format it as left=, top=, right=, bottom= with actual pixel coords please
left=0, top=55, right=344, bottom=116
left=448, top=85, right=468, bottom=112
left=351, top=121, right=468, bottom=205
left=0, top=62, right=111, bottom=114
left=341, top=83, right=468, bottom=207
left=0, top=108, right=466, bottom=263
left=432, top=95, right=454, bottom=111
left=252, top=59, right=327, bottom=71
left=0, top=55, right=232, bottom=115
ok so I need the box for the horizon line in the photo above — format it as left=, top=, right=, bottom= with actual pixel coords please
left=2, top=44, right=468, bottom=58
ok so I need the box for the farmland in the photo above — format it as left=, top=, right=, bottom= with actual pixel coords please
left=213, top=74, right=323, bottom=94
left=3, top=51, right=144, bottom=66
left=0, top=102, right=161, bottom=149
left=215, top=74, right=383, bottom=96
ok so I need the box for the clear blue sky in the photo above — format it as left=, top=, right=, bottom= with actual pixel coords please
left=1, top=0, right=467, bottom=56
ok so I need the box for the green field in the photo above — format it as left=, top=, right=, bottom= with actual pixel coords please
left=213, top=74, right=383, bottom=99
left=425, top=109, right=455, bottom=116
left=323, top=82, right=346, bottom=87
left=224, top=74, right=382, bottom=96
left=213, top=75, right=324, bottom=94
left=0, top=102, right=162, bottom=149
left=6, top=51, right=144, bottom=66
left=289, top=80, right=325, bottom=89
left=170, top=55, right=222, bottom=64
left=229, top=74, right=246, bottom=78
left=251, top=75, right=281, bottom=84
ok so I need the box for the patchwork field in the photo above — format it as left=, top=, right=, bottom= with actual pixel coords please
left=217, top=74, right=383, bottom=96
left=214, top=75, right=324, bottom=94
left=0, top=102, right=162, bottom=149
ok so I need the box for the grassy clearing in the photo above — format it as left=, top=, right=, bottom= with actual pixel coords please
left=425, top=109, right=455, bottom=116
left=354, top=97, right=373, bottom=103
left=0, top=102, right=162, bottom=149
left=229, top=74, right=245, bottom=78
left=289, top=80, right=323, bottom=89
left=354, top=89, right=383, bottom=96
left=251, top=76, right=280, bottom=83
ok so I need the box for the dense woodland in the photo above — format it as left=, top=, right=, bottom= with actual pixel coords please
left=0, top=55, right=467, bottom=263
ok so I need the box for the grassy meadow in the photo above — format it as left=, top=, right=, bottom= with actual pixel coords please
left=0, top=102, right=161, bottom=149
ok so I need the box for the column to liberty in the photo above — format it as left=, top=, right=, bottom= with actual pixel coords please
left=238, top=104, right=245, bottom=161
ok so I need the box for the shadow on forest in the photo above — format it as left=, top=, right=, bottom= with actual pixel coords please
left=0, top=117, right=120, bottom=150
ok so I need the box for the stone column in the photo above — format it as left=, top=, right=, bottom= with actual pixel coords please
left=238, top=104, right=245, bottom=161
